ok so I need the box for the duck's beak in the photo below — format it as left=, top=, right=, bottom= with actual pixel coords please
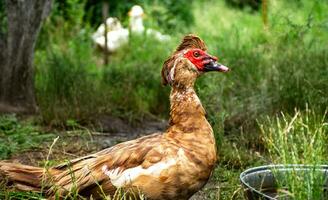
left=204, top=61, right=229, bottom=72
left=202, top=53, right=229, bottom=72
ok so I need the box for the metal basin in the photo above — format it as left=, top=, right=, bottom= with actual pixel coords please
left=240, top=165, right=328, bottom=200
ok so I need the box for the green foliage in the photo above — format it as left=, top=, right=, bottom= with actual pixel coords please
left=0, top=190, right=43, bottom=200
left=37, top=0, right=88, bottom=50
left=34, top=0, right=328, bottom=129
left=193, top=2, right=328, bottom=197
left=102, top=35, right=172, bottom=119
left=35, top=31, right=103, bottom=124
left=225, top=0, right=262, bottom=11
left=84, top=0, right=135, bottom=27
left=0, top=115, right=54, bottom=159
left=192, top=0, right=328, bottom=137
left=260, top=109, right=328, bottom=165
left=210, top=166, right=244, bottom=200
left=84, top=0, right=193, bottom=32
left=259, top=109, right=328, bottom=199
left=141, top=0, right=194, bottom=32
left=35, top=30, right=175, bottom=124
left=51, top=0, right=86, bottom=26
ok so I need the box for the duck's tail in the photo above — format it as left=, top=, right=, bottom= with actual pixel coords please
left=0, top=161, right=58, bottom=192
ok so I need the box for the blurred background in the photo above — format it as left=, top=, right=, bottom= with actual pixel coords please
left=31, top=0, right=328, bottom=124
left=0, top=0, right=327, bottom=199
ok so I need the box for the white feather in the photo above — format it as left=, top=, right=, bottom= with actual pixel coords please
left=129, top=5, right=171, bottom=42
left=102, top=148, right=188, bottom=188
left=169, top=58, right=180, bottom=83
left=92, top=17, right=129, bottom=52
left=103, top=159, right=176, bottom=187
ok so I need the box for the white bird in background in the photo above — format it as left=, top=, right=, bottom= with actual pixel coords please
left=128, top=5, right=171, bottom=42
left=91, top=5, right=170, bottom=52
left=92, top=17, right=129, bottom=52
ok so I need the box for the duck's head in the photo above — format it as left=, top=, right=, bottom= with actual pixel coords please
left=128, top=5, right=145, bottom=33
left=105, top=17, right=123, bottom=31
left=161, top=34, right=229, bottom=87
left=128, top=5, right=144, bottom=18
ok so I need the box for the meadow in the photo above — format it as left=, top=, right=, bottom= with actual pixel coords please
left=0, top=0, right=327, bottom=199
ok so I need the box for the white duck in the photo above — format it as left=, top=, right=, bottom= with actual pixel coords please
left=128, top=5, right=171, bottom=42
left=92, top=17, right=129, bottom=52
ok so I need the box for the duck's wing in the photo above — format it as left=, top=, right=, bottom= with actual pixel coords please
left=49, top=132, right=165, bottom=198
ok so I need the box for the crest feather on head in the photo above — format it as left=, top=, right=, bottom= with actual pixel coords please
left=175, top=34, right=207, bottom=53
left=161, top=34, right=207, bottom=85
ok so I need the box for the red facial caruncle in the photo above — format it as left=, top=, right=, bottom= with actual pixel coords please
left=183, top=49, right=217, bottom=71
left=183, top=49, right=229, bottom=72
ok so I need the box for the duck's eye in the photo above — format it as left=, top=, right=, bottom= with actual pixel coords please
left=193, top=51, right=200, bottom=57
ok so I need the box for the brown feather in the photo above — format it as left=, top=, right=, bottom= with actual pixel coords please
left=175, top=34, right=207, bottom=52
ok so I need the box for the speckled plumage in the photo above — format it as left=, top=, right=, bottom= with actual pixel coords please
left=0, top=34, right=227, bottom=200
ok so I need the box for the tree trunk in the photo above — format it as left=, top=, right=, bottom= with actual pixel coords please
left=262, top=0, right=268, bottom=29
left=0, top=0, right=52, bottom=114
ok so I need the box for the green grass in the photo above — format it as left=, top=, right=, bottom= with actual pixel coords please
left=260, top=109, right=328, bottom=165
left=35, top=31, right=174, bottom=125
left=34, top=0, right=328, bottom=128
left=35, top=31, right=104, bottom=125
left=101, top=35, right=173, bottom=119
left=0, top=115, right=54, bottom=160
left=259, top=108, right=328, bottom=199
left=193, top=0, right=328, bottom=122
left=0, top=190, right=43, bottom=200
left=0, top=183, right=146, bottom=200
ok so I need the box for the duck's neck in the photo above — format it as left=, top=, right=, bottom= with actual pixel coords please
left=168, top=84, right=207, bottom=129
left=130, top=17, right=144, bottom=33
left=166, top=83, right=217, bottom=163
